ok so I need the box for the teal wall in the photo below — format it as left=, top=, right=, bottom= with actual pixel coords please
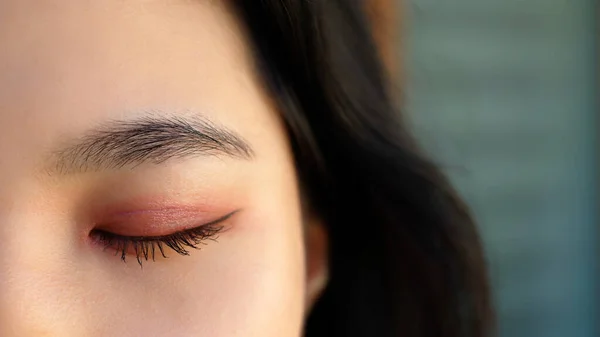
left=404, top=1, right=597, bottom=336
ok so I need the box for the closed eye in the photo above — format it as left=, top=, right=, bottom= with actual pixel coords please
left=90, top=210, right=237, bottom=267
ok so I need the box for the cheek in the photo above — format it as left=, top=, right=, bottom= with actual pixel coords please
left=85, top=185, right=305, bottom=336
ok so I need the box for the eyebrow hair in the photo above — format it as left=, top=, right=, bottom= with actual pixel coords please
left=49, top=115, right=254, bottom=174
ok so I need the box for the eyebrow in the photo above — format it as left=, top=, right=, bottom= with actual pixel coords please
left=48, top=115, right=254, bottom=175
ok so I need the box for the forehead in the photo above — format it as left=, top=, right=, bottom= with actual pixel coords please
left=0, top=0, right=252, bottom=113
left=0, top=1, right=280, bottom=175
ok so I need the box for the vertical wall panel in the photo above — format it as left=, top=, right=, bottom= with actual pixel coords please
left=404, top=1, right=597, bottom=336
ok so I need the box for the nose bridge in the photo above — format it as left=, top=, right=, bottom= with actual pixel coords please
left=0, top=210, right=89, bottom=336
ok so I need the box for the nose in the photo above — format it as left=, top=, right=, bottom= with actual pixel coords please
left=0, top=214, right=91, bottom=336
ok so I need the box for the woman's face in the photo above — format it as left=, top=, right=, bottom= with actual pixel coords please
left=0, top=1, right=313, bottom=336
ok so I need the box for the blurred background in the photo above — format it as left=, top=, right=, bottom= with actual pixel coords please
left=368, top=1, right=598, bottom=336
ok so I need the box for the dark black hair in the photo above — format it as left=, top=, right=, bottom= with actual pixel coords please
left=233, top=2, right=494, bottom=337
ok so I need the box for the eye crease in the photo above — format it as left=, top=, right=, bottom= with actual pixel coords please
left=90, top=210, right=238, bottom=267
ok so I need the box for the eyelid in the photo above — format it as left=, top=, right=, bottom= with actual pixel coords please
left=107, top=209, right=237, bottom=239
left=95, top=206, right=237, bottom=237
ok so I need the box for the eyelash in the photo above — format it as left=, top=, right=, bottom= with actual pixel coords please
left=91, top=212, right=234, bottom=267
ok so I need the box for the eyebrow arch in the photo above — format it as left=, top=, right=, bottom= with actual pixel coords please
left=48, top=115, right=254, bottom=175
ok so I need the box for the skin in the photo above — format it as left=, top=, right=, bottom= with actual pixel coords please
left=0, top=1, right=326, bottom=336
